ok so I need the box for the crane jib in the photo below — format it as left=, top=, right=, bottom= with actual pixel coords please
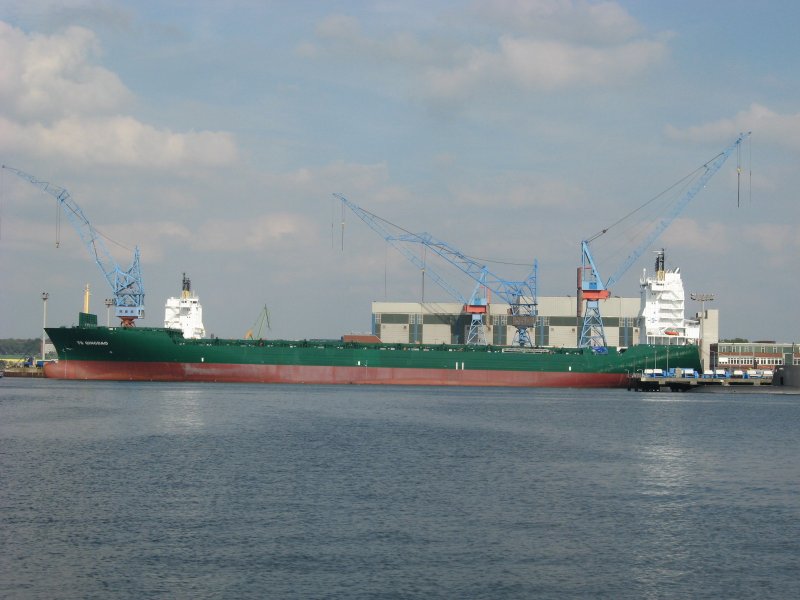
left=579, top=132, right=751, bottom=348
left=2, top=165, right=146, bottom=325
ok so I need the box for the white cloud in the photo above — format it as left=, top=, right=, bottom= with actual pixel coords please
left=302, top=13, right=437, bottom=65
left=741, top=223, right=800, bottom=268
left=0, top=20, right=239, bottom=168
left=449, top=175, right=584, bottom=209
left=112, top=221, right=192, bottom=262
left=128, top=160, right=403, bottom=256
left=64, top=214, right=311, bottom=261
left=0, top=21, right=130, bottom=121
left=192, top=214, right=311, bottom=252
left=304, top=4, right=668, bottom=104
left=471, top=0, right=644, bottom=44
left=260, top=161, right=399, bottom=202
left=316, top=14, right=360, bottom=40
left=665, top=103, right=800, bottom=151
left=661, top=218, right=733, bottom=254
left=0, top=115, right=238, bottom=167
left=660, top=220, right=799, bottom=271
left=426, top=35, right=667, bottom=98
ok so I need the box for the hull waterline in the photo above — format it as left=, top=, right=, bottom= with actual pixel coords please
left=44, top=359, right=630, bottom=387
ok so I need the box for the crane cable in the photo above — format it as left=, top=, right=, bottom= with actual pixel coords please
left=737, top=135, right=753, bottom=208
left=586, top=158, right=713, bottom=244
left=737, top=140, right=742, bottom=208
left=343, top=201, right=533, bottom=268
left=54, top=196, right=134, bottom=253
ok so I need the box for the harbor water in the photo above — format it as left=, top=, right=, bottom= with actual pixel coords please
left=1, top=379, right=798, bottom=599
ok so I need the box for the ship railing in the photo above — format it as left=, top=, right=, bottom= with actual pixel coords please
left=500, top=347, right=552, bottom=354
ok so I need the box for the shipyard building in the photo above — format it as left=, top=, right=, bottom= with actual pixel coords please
left=372, top=297, right=717, bottom=345
left=713, top=342, right=800, bottom=370
left=371, top=298, right=720, bottom=367
left=376, top=297, right=628, bottom=346
left=371, top=250, right=725, bottom=370
left=368, top=250, right=800, bottom=375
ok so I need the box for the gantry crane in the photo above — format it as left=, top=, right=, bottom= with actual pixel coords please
left=3, top=165, right=145, bottom=326
left=337, top=193, right=539, bottom=346
left=578, top=132, right=751, bottom=350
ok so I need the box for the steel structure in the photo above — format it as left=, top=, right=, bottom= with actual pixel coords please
left=391, top=231, right=538, bottom=347
left=578, top=132, right=751, bottom=349
left=337, top=194, right=538, bottom=346
left=3, top=165, right=145, bottom=326
left=337, top=193, right=487, bottom=344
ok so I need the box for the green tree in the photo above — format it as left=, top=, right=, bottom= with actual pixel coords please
left=0, top=339, right=40, bottom=356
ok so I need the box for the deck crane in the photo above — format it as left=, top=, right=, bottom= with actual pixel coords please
left=2, top=165, right=145, bottom=326
left=337, top=194, right=539, bottom=347
left=578, top=132, right=751, bottom=350
left=244, top=304, right=271, bottom=340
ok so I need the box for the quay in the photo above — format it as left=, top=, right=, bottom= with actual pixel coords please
left=2, top=366, right=46, bottom=378
left=628, top=368, right=774, bottom=392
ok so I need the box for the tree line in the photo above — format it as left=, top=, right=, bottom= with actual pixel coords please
left=0, top=339, right=41, bottom=356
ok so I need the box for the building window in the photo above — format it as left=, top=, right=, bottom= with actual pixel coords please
left=409, top=313, right=423, bottom=344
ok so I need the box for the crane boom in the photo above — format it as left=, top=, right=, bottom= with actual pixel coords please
left=337, top=193, right=490, bottom=344
left=391, top=232, right=537, bottom=307
left=2, top=165, right=145, bottom=325
left=336, top=193, right=470, bottom=305
left=579, top=132, right=751, bottom=349
left=338, top=193, right=539, bottom=346
left=605, top=131, right=751, bottom=289
left=391, top=231, right=538, bottom=346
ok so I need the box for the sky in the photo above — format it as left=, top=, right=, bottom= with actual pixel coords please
left=1, top=0, right=799, bottom=343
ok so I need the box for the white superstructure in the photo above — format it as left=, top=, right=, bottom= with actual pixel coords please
left=164, top=273, right=205, bottom=339
left=639, top=250, right=699, bottom=345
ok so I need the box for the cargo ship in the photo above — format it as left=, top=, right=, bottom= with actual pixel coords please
left=42, top=276, right=701, bottom=387
left=43, top=320, right=700, bottom=387
left=43, top=329, right=702, bottom=389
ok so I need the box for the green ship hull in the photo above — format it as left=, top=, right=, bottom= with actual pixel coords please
left=44, top=323, right=702, bottom=388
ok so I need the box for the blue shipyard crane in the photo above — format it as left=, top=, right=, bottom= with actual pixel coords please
left=337, top=193, right=539, bottom=347
left=2, top=165, right=145, bottom=326
left=390, top=232, right=539, bottom=347
left=336, top=193, right=488, bottom=344
left=578, top=132, right=751, bottom=350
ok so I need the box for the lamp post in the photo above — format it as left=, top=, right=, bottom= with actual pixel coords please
left=41, top=292, right=49, bottom=363
left=105, top=298, right=114, bottom=327
left=690, top=293, right=715, bottom=316
left=691, top=293, right=715, bottom=372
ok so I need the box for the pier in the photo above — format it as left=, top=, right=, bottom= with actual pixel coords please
left=0, top=367, right=44, bottom=377
left=628, top=368, right=774, bottom=392
left=1, top=366, right=45, bottom=378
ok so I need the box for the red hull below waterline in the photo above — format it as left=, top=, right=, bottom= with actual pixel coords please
left=44, top=360, right=630, bottom=388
